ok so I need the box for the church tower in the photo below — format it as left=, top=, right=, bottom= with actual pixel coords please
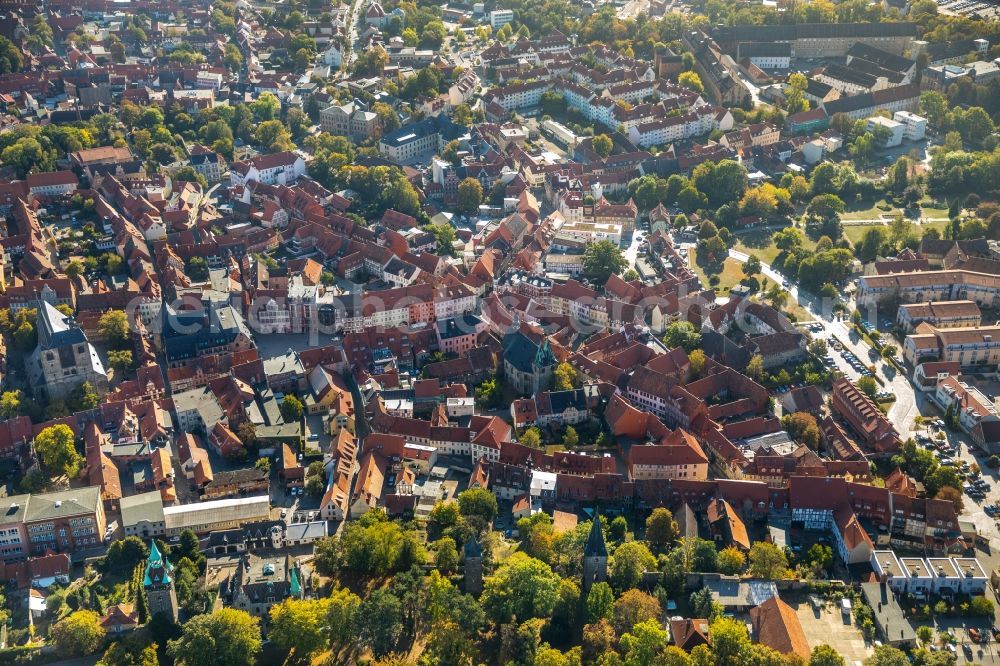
left=582, top=516, right=608, bottom=592
left=144, top=540, right=179, bottom=622
left=463, top=536, right=483, bottom=595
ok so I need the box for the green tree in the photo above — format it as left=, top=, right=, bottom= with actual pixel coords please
left=474, top=377, right=502, bottom=408
left=250, top=93, right=281, bottom=122
left=0, top=390, right=23, bottom=419
left=105, top=536, right=149, bottom=570
left=453, top=104, right=474, bottom=127
left=688, top=349, right=706, bottom=378
left=186, top=257, right=209, bottom=281
left=66, top=260, right=84, bottom=279
left=458, top=487, right=498, bottom=523
left=520, top=427, right=543, bottom=448
left=745, top=354, right=765, bottom=381
left=849, top=132, right=876, bottom=164
left=592, top=134, right=613, bottom=158
left=51, top=610, right=105, bottom=657
left=327, top=587, right=361, bottom=648
left=810, top=645, right=845, bottom=666
left=585, top=582, right=614, bottom=623
left=168, top=609, right=262, bottom=666
left=748, top=542, right=789, bottom=579
left=689, top=587, right=722, bottom=621
left=482, top=552, right=562, bottom=624
left=354, top=45, right=389, bottom=76
left=173, top=166, right=208, bottom=188
left=563, top=426, right=579, bottom=448
left=67, top=380, right=99, bottom=411
left=98, top=310, right=131, bottom=348
left=782, top=411, right=820, bottom=449
left=857, top=226, right=889, bottom=262
left=919, top=90, right=948, bottom=127
left=269, top=598, right=330, bottom=657
left=865, top=645, right=909, bottom=666
left=0, top=36, right=23, bottom=73
left=662, top=321, right=701, bottom=352
left=807, top=193, right=846, bottom=221
left=807, top=543, right=834, bottom=572
left=743, top=254, right=762, bottom=277
left=857, top=376, right=879, bottom=399
left=785, top=72, right=810, bottom=113
left=709, top=616, right=751, bottom=666
left=223, top=44, right=242, bottom=72
left=645, top=508, right=678, bottom=553
left=433, top=537, right=460, bottom=573
left=280, top=395, right=304, bottom=422
left=456, top=177, right=484, bottom=216
left=609, top=541, right=656, bottom=593
left=609, top=516, right=628, bottom=542
left=552, top=362, right=577, bottom=391
left=693, top=159, right=748, bottom=208
left=99, top=639, right=159, bottom=666
left=35, top=424, right=83, bottom=478
left=718, top=546, right=745, bottom=575
left=612, top=589, right=662, bottom=636
left=582, top=619, right=616, bottom=663
left=679, top=71, right=704, bottom=93
left=619, top=618, right=668, bottom=665
left=373, top=102, right=400, bottom=133
left=970, top=596, right=993, bottom=616
left=254, top=120, right=293, bottom=153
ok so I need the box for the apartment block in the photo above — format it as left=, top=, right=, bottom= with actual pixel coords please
left=896, top=300, right=981, bottom=333
left=23, top=487, right=106, bottom=556
left=904, top=325, right=1000, bottom=368
left=872, top=550, right=988, bottom=596
left=830, top=378, right=901, bottom=454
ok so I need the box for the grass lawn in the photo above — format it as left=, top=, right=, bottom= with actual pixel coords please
left=842, top=219, right=951, bottom=246
left=733, top=226, right=817, bottom=267
left=691, top=247, right=747, bottom=295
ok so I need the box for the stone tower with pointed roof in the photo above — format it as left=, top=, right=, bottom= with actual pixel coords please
left=463, top=536, right=483, bottom=595
left=582, top=517, right=608, bottom=592
left=144, top=540, right=178, bottom=622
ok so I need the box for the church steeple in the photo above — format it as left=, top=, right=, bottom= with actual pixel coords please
left=144, top=540, right=179, bottom=622
left=582, top=515, right=608, bottom=592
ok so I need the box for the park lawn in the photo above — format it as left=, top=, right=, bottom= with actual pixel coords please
left=733, top=226, right=817, bottom=268
left=919, top=205, right=950, bottom=220
left=691, top=247, right=747, bottom=296
left=842, top=219, right=951, bottom=246
left=843, top=221, right=888, bottom=245
left=840, top=201, right=895, bottom=221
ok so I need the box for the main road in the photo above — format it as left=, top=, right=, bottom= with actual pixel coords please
left=727, top=248, right=919, bottom=439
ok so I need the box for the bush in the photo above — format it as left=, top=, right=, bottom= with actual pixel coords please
left=971, top=596, right=994, bottom=616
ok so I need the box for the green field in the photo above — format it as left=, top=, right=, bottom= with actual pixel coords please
left=733, top=226, right=817, bottom=266
left=691, top=247, right=748, bottom=296
left=842, top=219, right=950, bottom=246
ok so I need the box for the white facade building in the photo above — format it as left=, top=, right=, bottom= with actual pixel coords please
left=893, top=110, right=927, bottom=141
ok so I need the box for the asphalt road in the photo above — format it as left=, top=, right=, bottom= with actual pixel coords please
left=727, top=248, right=920, bottom=442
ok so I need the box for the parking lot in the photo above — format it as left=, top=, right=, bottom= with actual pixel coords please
left=792, top=599, right=871, bottom=664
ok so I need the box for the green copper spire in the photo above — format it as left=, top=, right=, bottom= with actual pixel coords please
left=290, top=563, right=301, bottom=597
left=144, top=540, right=173, bottom=587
